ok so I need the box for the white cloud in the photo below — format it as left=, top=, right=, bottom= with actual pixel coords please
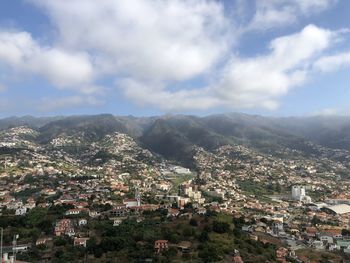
left=37, top=96, right=103, bottom=111
left=122, top=25, right=336, bottom=111
left=314, top=51, right=350, bottom=72
left=0, top=1, right=345, bottom=113
left=121, top=79, right=220, bottom=111
left=249, top=0, right=336, bottom=30
left=0, top=31, right=94, bottom=92
left=297, top=0, right=336, bottom=13
left=312, top=107, right=339, bottom=116
left=33, top=0, right=230, bottom=82
left=213, top=25, right=334, bottom=109
left=30, top=49, right=93, bottom=89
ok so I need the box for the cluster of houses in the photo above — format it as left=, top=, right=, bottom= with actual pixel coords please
left=2, top=127, right=350, bottom=261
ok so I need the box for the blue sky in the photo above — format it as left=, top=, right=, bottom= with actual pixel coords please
left=0, top=0, right=349, bottom=117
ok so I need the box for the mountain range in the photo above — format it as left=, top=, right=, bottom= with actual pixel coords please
left=1, top=113, right=350, bottom=167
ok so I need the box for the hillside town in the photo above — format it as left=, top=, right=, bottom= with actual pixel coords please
left=1, top=0, right=350, bottom=261
left=1, top=126, right=350, bottom=262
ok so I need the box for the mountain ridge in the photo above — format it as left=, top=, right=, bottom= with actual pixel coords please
left=1, top=113, right=350, bottom=167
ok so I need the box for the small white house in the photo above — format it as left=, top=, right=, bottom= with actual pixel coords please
left=311, top=240, right=325, bottom=250
left=89, top=211, right=100, bottom=218
left=113, top=219, right=123, bottom=226
left=66, top=228, right=75, bottom=237
left=65, top=209, right=81, bottom=215
left=78, top=218, right=87, bottom=226
left=15, top=207, right=27, bottom=216
left=320, top=235, right=334, bottom=245
left=74, top=237, right=89, bottom=247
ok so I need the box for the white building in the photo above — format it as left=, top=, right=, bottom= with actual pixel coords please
left=172, top=166, right=191, bottom=175
left=113, top=219, right=123, bottom=226
left=325, top=204, right=350, bottom=215
left=123, top=199, right=138, bottom=207
left=292, top=185, right=305, bottom=200
left=291, top=185, right=312, bottom=203
left=15, top=207, right=27, bottom=216
left=78, top=218, right=87, bottom=226
left=74, top=237, right=89, bottom=247
left=65, top=209, right=81, bottom=215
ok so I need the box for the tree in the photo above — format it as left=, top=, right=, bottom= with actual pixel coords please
left=169, top=233, right=180, bottom=243
left=37, top=218, right=53, bottom=234
left=342, top=229, right=350, bottom=236
left=54, top=237, right=68, bottom=246
left=212, top=221, right=229, bottom=234
left=164, top=247, right=178, bottom=259
left=311, top=215, right=321, bottom=226
left=199, top=245, right=220, bottom=262
left=86, top=237, right=97, bottom=253
left=94, top=247, right=103, bottom=258
left=36, top=244, right=47, bottom=250
left=189, top=218, right=198, bottom=226
left=198, top=231, right=209, bottom=242
left=182, top=226, right=195, bottom=237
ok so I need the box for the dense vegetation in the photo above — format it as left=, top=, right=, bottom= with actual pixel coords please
left=0, top=207, right=278, bottom=263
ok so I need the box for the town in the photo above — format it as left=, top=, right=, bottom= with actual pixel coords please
left=1, top=0, right=350, bottom=261
left=1, top=126, right=350, bottom=262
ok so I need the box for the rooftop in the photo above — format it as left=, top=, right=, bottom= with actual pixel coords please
left=326, top=204, right=350, bottom=215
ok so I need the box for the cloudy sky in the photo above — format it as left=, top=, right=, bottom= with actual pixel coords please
left=0, top=0, right=349, bottom=117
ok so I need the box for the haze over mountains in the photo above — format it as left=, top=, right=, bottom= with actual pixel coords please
left=1, top=113, right=350, bottom=168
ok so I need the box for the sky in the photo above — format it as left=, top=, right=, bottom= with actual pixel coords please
left=0, top=0, right=349, bottom=117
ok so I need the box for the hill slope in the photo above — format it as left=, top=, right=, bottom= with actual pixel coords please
left=1, top=113, right=350, bottom=166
